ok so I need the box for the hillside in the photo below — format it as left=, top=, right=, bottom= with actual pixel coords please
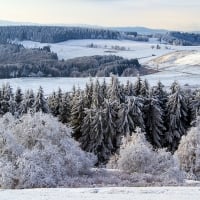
left=146, top=50, right=200, bottom=75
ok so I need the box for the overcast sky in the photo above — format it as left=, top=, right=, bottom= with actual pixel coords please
left=0, top=0, right=199, bottom=31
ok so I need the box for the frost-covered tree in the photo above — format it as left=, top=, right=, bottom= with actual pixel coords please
left=124, top=80, right=135, bottom=96
left=48, top=88, right=63, bottom=117
left=108, top=128, right=183, bottom=184
left=80, top=108, right=106, bottom=163
left=108, top=75, right=124, bottom=103
left=83, top=80, right=94, bottom=109
left=143, top=95, right=166, bottom=148
left=0, top=83, right=14, bottom=114
left=175, top=117, right=200, bottom=179
left=33, top=86, right=49, bottom=113
left=170, top=81, right=179, bottom=94
left=21, top=89, right=35, bottom=114
left=117, top=103, right=130, bottom=137
left=14, top=87, right=23, bottom=116
left=127, top=97, right=145, bottom=132
left=48, top=91, right=58, bottom=116
left=153, top=80, right=168, bottom=112
left=58, top=92, right=71, bottom=124
left=133, top=75, right=143, bottom=96
left=140, top=79, right=150, bottom=97
left=166, top=84, right=189, bottom=151
left=79, top=100, right=119, bottom=163
left=100, top=78, right=108, bottom=99
left=92, top=79, right=104, bottom=108
left=71, top=92, right=85, bottom=140
left=0, top=112, right=96, bottom=189
left=103, top=100, right=120, bottom=154
left=190, top=90, right=200, bottom=123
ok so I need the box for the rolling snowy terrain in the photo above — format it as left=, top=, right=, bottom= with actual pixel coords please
left=18, top=39, right=200, bottom=63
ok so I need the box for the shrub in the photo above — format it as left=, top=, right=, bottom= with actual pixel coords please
left=108, top=128, right=183, bottom=184
left=0, top=113, right=96, bottom=188
left=175, top=117, right=200, bottom=179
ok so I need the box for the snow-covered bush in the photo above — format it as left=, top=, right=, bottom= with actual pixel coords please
left=108, top=128, right=183, bottom=184
left=0, top=113, right=96, bottom=189
left=175, top=117, right=200, bottom=179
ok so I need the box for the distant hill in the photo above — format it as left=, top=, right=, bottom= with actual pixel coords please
left=0, top=19, right=38, bottom=26
left=110, top=26, right=168, bottom=35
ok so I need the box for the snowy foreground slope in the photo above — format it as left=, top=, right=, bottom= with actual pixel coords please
left=1, top=187, right=200, bottom=200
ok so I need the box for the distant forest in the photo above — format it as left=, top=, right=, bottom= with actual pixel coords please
left=0, top=26, right=150, bottom=43
left=0, top=26, right=120, bottom=43
left=0, top=26, right=199, bottom=46
left=162, top=31, right=200, bottom=46
left=0, top=44, right=154, bottom=78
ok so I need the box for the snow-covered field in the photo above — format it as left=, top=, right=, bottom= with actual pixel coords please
left=0, top=73, right=199, bottom=95
left=18, top=39, right=200, bottom=63
left=1, top=187, right=200, bottom=200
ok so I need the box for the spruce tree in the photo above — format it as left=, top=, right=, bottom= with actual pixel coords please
left=59, top=92, right=71, bottom=124
left=14, top=87, right=23, bottom=116
left=33, top=86, right=49, bottom=113
left=71, top=92, right=85, bottom=140
left=124, top=80, right=134, bottom=96
left=133, top=75, right=143, bottom=96
left=92, top=79, right=103, bottom=108
left=0, top=83, right=14, bottom=114
left=140, top=79, right=150, bottom=97
left=84, top=81, right=93, bottom=109
left=126, top=97, right=145, bottom=133
left=21, top=89, right=35, bottom=114
left=80, top=108, right=107, bottom=163
left=108, top=75, right=124, bottom=103
left=188, top=89, right=200, bottom=126
left=153, top=80, right=168, bottom=112
left=166, top=84, right=189, bottom=151
left=143, top=94, right=166, bottom=148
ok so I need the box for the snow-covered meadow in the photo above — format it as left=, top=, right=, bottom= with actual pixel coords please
left=18, top=39, right=200, bottom=63
left=1, top=187, right=200, bottom=200
left=0, top=73, right=199, bottom=95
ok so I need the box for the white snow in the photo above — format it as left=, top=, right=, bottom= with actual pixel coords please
left=146, top=51, right=200, bottom=75
left=0, top=74, right=199, bottom=95
left=17, top=39, right=200, bottom=63
left=1, top=187, right=200, bottom=200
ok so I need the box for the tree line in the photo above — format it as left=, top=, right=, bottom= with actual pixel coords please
left=0, top=77, right=199, bottom=163
left=162, top=31, right=200, bottom=46
left=0, top=26, right=120, bottom=44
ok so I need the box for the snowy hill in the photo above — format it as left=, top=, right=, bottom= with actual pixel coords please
left=0, top=19, right=38, bottom=26
left=146, top=50, right=200, bottom=75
